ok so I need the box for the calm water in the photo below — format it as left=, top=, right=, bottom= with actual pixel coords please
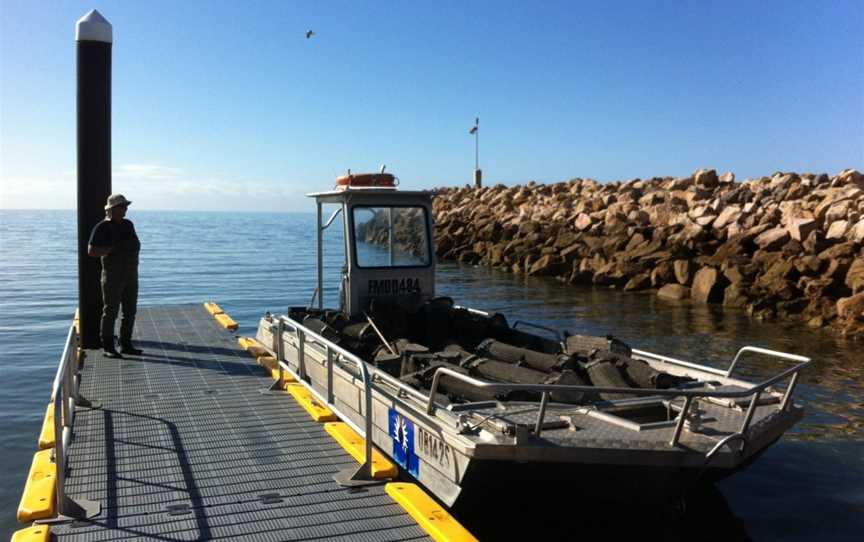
left=1, top=210, right=862, bottom=540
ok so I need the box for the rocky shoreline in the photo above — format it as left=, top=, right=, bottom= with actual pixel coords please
left=432, top=169, right=864, bottom=340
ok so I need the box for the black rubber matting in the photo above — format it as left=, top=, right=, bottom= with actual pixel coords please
left=52, top=304, right=430, bottom=541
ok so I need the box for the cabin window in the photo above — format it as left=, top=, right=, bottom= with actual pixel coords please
left=352, top=206, right=430, bottom=268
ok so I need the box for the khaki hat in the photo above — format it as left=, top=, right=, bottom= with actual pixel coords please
left=105, top=194, right=132, bottom=211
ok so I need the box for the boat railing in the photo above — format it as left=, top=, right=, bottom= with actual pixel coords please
left=631, top=346, right=811, bottom=380
left=275, top=316, right=383, bottom=484
left=276, top=316, right=446, bottom=407
left=45, top=323, right=100, bottom=521
left=425, top=351, right=809, bottom=446
left=271, top=314, right=809, bottom=455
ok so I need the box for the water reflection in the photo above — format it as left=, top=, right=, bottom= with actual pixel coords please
left=455, top=483, right=751, bottom=542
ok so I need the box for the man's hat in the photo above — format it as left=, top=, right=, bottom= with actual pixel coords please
left=105, top=194, right=132, bottom=211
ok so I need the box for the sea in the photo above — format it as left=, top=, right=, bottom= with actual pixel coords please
left=1, top=209, right=862, bottom=540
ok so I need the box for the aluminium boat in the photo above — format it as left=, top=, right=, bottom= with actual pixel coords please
left=254, top=173, right=810, bottom=506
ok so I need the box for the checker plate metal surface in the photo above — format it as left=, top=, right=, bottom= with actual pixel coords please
left=53, top=304, right=431, bottom=541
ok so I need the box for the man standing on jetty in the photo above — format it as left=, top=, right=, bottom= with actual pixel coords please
left=87, top=194, right=143, bottom=358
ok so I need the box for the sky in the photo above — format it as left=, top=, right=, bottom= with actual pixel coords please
left=1, top=0, right=862, bottom=211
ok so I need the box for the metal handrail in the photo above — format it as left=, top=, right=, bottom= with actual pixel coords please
left=275, top=316, right=376, bottom=479
left=273, top=313, right=809, bottom=456
left=425, top=352, right=809, bottom=447
left=46, top=323, right=99, bottom=521
left=276, top=316, right=446, bottom=409
left=631, top=349, right=729, bottom=377
left=725, top=346, right=810, bottom=378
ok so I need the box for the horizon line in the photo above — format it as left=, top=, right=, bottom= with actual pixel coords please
left=0, top=207, right=317, bottom=214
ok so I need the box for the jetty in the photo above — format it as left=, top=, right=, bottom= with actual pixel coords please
left=13, top=10, right=473, bottom=540
left=13, top=303, right=473, bottom=541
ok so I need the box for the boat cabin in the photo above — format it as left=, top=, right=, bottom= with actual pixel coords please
left=309, top=173, right=436, bottom=317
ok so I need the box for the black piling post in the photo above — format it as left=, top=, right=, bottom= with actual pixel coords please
left=76, top=10, right=112, bottom=348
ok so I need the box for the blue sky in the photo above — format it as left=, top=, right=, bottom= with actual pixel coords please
left=1, top=0, right=862, bottom=211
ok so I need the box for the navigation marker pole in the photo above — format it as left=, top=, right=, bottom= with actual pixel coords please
left=470, top=117, right=482, bottom=188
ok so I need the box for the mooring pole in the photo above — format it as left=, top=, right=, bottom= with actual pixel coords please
left=76, top=10, right=113, bottom=348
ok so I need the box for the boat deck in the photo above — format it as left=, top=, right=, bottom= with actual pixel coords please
left=52, top=304, right=432, bottom=541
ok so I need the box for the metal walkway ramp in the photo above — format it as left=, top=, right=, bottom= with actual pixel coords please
left=49, top=304, right=433, bottom=541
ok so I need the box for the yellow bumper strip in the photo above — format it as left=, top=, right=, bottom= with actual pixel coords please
left=11, top=525, right=51, bottom=542
left=17, top=449, right=56, bottom=523
left=248, top=345, right=269, bottom=358
left=285, top=384, right=337, bottom=422
left=214, top=313, right=238, bottom=331
left=204, top=301, right=224, bottom=316
left=324, top=422, right=398, bottom=479
left=385, top=483, right=478, bottom=542
left=238, top=337, right=269, bottom=358
left=258, top=355, right=277, bottom=370
left=269, top=366, right=297, bottom=384
left=38, top=404, right=55, bottom=450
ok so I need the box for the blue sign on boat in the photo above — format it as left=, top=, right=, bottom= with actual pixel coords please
left=388, top=408, right=419, bottom=477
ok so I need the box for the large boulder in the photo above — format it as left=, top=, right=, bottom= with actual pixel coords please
left=846, top=258, right=864, bottom=295
left=825, top=200, right=853, bottom=224
left=623, top=272, right=651, bottom=291
left=723, top=284, right=750, bottom=308
left=694, top=169, right=719, bottom=188
left=837, top=293, right=864, bottom=320
left=650, top=261, right=675, bottom=287
left=793, top=255, right=823, bottom=276
left=713, top=205, right=742, bottom=230
left=848, top=219, right=864, bottom=243
left=574, top=213, right=593, bottom=231
left=527, top=254, right=563, bottom=276
left=657, top=284, right=691, bottom=300
left=754, top=227, right=790, bottom=251
left=560, top=243, right=582, bottom=263
left=723, top=265, right=748, bottom=284
left=787, top=218, right=817, bottom=242
left=692, top=267, right=727, bottom=303
left=674, top=259, right=693, bottom=285
left=826, top=220, right=850, bottom=240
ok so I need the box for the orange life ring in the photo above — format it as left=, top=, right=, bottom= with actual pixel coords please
left=335, top=173, right=396, bottom=188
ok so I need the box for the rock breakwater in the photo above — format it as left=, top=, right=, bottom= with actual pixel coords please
left=432, top=169, right=864, bottom=340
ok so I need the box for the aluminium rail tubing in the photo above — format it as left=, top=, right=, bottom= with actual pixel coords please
left=275, top=316, right=379, bottom=478
left=469, top=305, right=809, bottom=383
left=631, top=345, right=810, bottom=379
left=276, top=316, right=445, bottom=408
left=273, top=315, right=461, bottom=480
left=45, top=324, right=99, bottom=520
left=274, top=314, right=809, bottom=450
left=425, top=352, right=809, bottom=445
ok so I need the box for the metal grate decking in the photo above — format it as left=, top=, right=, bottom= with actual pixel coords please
left=52, top=304, right=431, bottom=541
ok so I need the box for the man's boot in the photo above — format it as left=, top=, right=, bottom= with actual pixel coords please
left=120, top=340, right=143, bottom=356
left=103, top=338, right=123, bottom=359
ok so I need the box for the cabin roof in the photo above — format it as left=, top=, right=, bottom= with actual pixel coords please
left=307, top=188, right=436, bottom=204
